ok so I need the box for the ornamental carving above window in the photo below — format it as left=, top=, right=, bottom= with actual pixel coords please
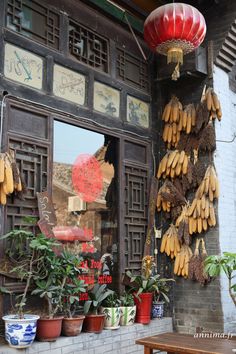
left=6, top=0, right=60, bottom=50
left=69, top=19, right=109, bottom=73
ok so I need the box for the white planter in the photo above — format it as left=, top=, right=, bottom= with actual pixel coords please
left=120, top=306, right=136, bottom=326
left=100, top=307, right=120, bottom=329
left=3, top=314, right=40, bottom=348
left=152, top=301, right=164, bottom=319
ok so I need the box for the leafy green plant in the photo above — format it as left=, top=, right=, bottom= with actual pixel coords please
left=0, top=228, right=59, bottom=318
left=125, top=271, right=174, bottom=301
left=120, top=291, right=134, bottom=307
left=32, top=250, right=84, bottom=319
left=204, top=252, right=236, bottom=306
left=102, top=293, right=120, bottom=308
left=83, top=284, right=113, bottom=315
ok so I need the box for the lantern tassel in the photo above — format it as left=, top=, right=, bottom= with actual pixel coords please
left=167, top=47, right=183, bottom=81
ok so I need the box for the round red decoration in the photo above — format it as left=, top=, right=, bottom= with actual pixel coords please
left=144, top=3, right=206, bottom=80
left=72, top=154, right=103, bottom=203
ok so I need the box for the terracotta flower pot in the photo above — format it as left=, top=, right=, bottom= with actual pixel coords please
left=62, top=316, right=85, bottom=336
left=133, top=292, right=153, bottom=324
left=36, top=317, right=63, bottom=341
left=82, top=314, right=105, bottom=333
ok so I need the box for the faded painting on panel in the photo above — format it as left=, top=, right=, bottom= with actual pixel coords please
left=94, top=82, right=120, bottom=118
left=127, top=95, right=149, bottom=128
left=53, top=64, right=86, bottom=105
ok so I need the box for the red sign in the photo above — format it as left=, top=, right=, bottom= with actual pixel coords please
left=72, top=154, right=103, bottom=203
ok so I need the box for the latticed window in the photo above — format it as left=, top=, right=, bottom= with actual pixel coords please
left=117, top=48, right=149, bottom=92
left=6, top=0, right=60, bottom=49
left=69, top=19, right=109, bottom=73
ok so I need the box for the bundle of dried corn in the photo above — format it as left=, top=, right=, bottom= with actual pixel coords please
left=160, top=224, right=181, bottom=259
left=0, top=151, right=22, bottom=205
left=205, top=88, right=222, bottom=121
left=162, top=96, right=183, bottom=148
left=174, top=244, right=193, bottom=277
left=157, top=150, right=189, bottom=179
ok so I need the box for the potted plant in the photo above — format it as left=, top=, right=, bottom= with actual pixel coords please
left=61, top=277, right=87, bottom=336
left=119, top=291, right=136, bottom=326
left=125, top=271, right=174, bottom=324
left=151, top=277, right=173, bottom=319
left=100, top=293, right=121, bottom=329
left=204, top=252, right=236, bottom=306
left=32, top=250, right=84, bottom=341
left=0, top=228, right=58, bottom=348
left=83, top=283, right=113, bottom=333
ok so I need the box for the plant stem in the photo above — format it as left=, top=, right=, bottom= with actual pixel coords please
left=52, top=276, right=67, bottom=318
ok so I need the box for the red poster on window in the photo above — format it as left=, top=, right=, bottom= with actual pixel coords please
left=72, top=154, right=103, bottom=203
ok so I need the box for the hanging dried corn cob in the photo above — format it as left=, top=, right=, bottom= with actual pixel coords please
left=180, top=104, right=196, bottom=134
left=156, top=180, right=186, bottom=213
left=174, top=244, right=193, bottom=278
left=0, top=151, right=23, bottom=205
left=157, top=150, right=189, bottom=179
left=205, top=88, right=222, bottom=121
left=188, top=238, right=210, bottom=285
left=160, top=224, right=181, bottom=259
left=162, top=96, right=183, bottom=148
left=175, top=205, right=191, bottom=245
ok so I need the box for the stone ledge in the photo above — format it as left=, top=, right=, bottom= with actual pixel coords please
left=0, top=317, right=172, bottom=354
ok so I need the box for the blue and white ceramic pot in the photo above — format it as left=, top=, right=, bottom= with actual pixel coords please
left=3, top=314, right=40, bottom=348
left=152, top=302, right=164, bottom=319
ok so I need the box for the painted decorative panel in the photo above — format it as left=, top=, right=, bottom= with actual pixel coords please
left=4, top=43, right=43, bottom=90
left=127, top=95, right=149, bottom=128
left=53, top=64, right=86, bottom=105
left=94, top=82, right=120, bottom=118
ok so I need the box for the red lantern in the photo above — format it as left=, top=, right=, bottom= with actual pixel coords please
left=144, top=3, right=206, bottom=80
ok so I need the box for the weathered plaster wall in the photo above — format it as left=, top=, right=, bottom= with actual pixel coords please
left=213, top=64, right=236, bottom=333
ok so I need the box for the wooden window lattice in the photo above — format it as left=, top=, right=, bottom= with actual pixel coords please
left=6, top=137, right=49, bottom=231
left=117, top=48, right=149, bottom=92
left=69, top=19, right=109, bottom=73
left=124, top=165, right=148, bottom=271
left=6, top=0, right=60, bottom=49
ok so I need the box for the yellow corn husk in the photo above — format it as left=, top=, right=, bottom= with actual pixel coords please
left=163, top=124, right=169, bottom=142
left=182, top=155, right=188, bottom=175
left=209, top=203, right=216, bottom=226
left=212, top=92, right=220, bottom=110
left=206, top=89, right=213, bottom=111
left=167, top=150, right=177, bottom=168
left=172, top=151, right=180, bottom=169
left=0, top=184, right=7, bottom=205
left=0, top=156, right=5, bottom=183
left=162, top=103, right=171, bottom=122
left=182, top=110, right=187, bottom=129
left=5, top=162, right=14, bottom=194
left=217, top=107, right=222, bottom=121
left=186, top=114, right=192, bottom=134
left=205, top=199, right=210, bottom=219
left=160, top=234, right=167, bottom=253
left=203, top=219, right=208, bottom=231
left=188, top=198, right=197, bottom=216
left=197, top=217, right=202, bottom=233
left=167, top=125, right=173, bottom=143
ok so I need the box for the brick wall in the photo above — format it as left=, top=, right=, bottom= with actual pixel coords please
left=213, top=65, right=236, bottom=332
left=0, top=317, right=172, bottom=354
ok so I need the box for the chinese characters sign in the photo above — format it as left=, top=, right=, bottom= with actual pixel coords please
left=4, top=43, right=43, bottom=90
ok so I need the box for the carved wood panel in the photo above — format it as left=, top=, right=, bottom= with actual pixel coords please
left=124, top=164, right=148, bottom=271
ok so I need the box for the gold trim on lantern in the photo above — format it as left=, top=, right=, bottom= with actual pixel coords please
left=156, top=39, right=194, bottom=56
left=167, top=47, right=183, bottom=65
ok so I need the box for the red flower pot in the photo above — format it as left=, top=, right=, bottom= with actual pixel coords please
left=36, top=317, right=63, bottom=341
left=134, top=292, right=153, bottom=324
left=82, top=314, right=105, bottom=333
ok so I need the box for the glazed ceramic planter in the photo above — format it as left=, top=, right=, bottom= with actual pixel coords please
left=82, top=314, right=105, bottom=333
left=36, top=317, right=63, bottom=341
left=119, top=306, right=136, bottom=326
left=100, top=307, right=120, bottom=329
left=62, top=316, right=85, bottom=336
left=152, top=301, right=164, bottom=319
left=133, top=292, right=153, bottom=324
left=3, top=314, right=40, bottom=348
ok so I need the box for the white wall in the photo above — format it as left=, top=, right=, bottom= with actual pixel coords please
left=213, top=65, right=236, bottom=332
